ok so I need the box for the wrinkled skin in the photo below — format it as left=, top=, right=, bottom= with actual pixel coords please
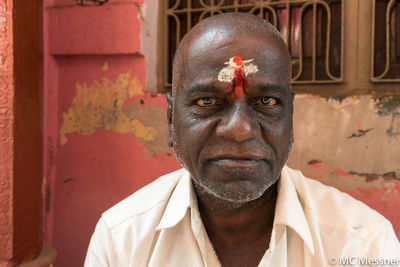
left=166, top=14, right=294, bottom=267
left=168, top=32, right=293, bottom=206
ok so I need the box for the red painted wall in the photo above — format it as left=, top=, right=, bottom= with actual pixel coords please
left=43, top=1, right=180, bottom=266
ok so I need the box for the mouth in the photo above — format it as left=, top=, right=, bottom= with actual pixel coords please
left=208, top=154, right=266, bottom=168
left=211, top=158, right=264, bottom=168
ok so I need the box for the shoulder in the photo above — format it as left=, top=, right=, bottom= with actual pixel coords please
left=284, top=166, right=392, bottom=243
left=85, top=169, right=187, bottom=266
left=101, top=168, right=186, bottom=229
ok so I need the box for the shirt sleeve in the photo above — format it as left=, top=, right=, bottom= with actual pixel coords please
left=365, top=220, right=400, bottom=260
left=84, top=217, right=118, bottom=267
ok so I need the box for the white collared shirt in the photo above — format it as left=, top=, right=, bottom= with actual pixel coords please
left=85, top=166, right=400, bottom=267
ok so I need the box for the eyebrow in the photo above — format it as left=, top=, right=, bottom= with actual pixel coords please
left=187, top=84, right=221, bottom=95
left=254, top=84, right=289, bottom=94
left=187, top=83, right=289, bottom=95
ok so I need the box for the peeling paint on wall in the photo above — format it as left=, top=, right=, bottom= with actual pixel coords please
left=305, top=160, right=395, bottom=191
left=133, top=2, right=144, bottom=22
left=289, top=95, right=400, bottom=175
left=288, top=95, right=400, bottom=236
left=102, top=61, right=108, bottom=71
left=123, top=102, right=171, bottom=156
left=373, top=96, right=400, bottom=116
left=387, top=112, right=400, bottom=137
left=371, top=96, right=400, bottom=137
left=60, top=72, right=158, bottom=145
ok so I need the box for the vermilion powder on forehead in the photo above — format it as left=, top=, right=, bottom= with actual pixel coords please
left=218, top=54, right=253, bottom=98
left=233, top=69, right=244, bottom=98
left=233, top=55, right=243, bottom=66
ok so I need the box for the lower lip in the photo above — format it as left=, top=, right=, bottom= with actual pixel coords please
left=211, top=159, right=262, bottom=168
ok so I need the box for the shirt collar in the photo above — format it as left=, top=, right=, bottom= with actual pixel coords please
left=274, top=166, right=315, bottom=255
left=156, top=169, right=192, bottom=230
left=156, top=166, right=315, bottom=255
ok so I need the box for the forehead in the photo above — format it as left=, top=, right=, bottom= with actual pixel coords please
left=183, top=31, right=290, bottom=88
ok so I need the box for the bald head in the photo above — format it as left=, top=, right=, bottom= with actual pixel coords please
left=172, top=13, right=291, bottom=95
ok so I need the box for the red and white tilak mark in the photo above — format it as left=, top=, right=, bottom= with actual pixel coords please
left=217, top=55, right=259, bottom=98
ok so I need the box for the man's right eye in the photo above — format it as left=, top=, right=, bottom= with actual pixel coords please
left=196, top=97, right=217, bottom=107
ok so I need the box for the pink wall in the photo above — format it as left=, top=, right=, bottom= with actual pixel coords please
left=43, top=1, right=400, bottom=266
left=43, top=1, right=180, bottom=266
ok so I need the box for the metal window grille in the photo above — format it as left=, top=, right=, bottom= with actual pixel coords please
left=158, top=0, right=344, bottom=92
left=371, top=0, right=400, bottom=82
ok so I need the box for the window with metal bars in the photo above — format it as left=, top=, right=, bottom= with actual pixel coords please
left=157, top=0, right=343, bottom=93
left=372, top=0, right=400, bottom=82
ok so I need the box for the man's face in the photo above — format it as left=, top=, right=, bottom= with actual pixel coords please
left=170, top=32, right=293, bottom=204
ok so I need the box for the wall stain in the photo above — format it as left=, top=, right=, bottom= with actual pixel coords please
left=322, top=171, right=383, bottom=191
left=348, top=171, right=399, bottom=182
left=373, top=96, right=400, bottom=116
left=102, top=61, right=108, bottom=71
left=307, top=159, right=323, bottom=165
left=123, top=102, right=171, bottom=156
left=348, top=171, right=380, bottom=182
left=44, top=136, right=55, bottom=213
left=46, top=136, right=54, bottom=179
left=347, top=128, right=373, bottom=138
left=373, top=96, right=400, bottom=137
left=303, top=160, right=400, bottom=191
left=60, top=72, right=157, bottom=145
left=62, top=178, right=74, bottom=184
left=387, top=112, right=400, bottom=137
left=46, top=184, right=51, bottom=213
left=383, top=171, right=398, bottom=180
left=320, top=95, right=359, bottom=110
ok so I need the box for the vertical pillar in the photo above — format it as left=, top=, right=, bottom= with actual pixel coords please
left=0, top=0, right=52, bottom=266
left=12, top=0, right=42, bottom=263
left=0, top=0, right=16, bottom=265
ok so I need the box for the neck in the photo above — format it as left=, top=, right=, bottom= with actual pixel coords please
left=193, top=180, right=278, bottom=244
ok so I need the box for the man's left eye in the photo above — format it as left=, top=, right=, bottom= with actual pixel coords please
left=196, top=97, right=217, bottom=107
left=256, top=97, right=278, bottom=106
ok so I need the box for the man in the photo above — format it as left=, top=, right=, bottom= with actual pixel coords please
left=85, top=13, right=399, bottom=267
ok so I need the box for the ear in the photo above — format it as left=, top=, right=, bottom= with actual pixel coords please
left=290, top=90, right=295, bottom=101
left=166, top=92, right=174, bottom=147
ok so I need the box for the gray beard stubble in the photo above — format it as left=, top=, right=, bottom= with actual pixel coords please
left=171, top=120, right=294, bottom=209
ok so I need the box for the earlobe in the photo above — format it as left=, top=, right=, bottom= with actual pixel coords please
left=166, top=92, right=174, bottom=147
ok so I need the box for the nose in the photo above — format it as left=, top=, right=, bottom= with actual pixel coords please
left=215, top=99, right=258, bottom=142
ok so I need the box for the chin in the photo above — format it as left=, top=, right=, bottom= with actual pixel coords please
left=194, top=165, right=279, bottom=204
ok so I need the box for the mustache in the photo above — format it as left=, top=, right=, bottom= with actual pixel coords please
left=199, top=139, right=271, bottom=162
